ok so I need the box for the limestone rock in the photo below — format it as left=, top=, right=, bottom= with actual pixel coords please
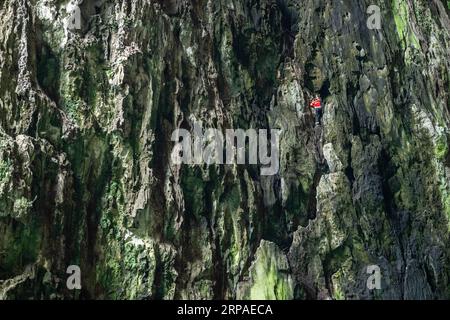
left=0, top=0, right=449, bottom=300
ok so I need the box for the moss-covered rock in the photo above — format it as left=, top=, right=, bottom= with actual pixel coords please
left=0, top=0, right=449, bottom=300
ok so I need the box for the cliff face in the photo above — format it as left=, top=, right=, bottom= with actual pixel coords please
left=0, top=0, right=449, bottom=300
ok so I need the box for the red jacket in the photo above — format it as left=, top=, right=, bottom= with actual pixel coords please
left=310, top=98, right=322, bottom=109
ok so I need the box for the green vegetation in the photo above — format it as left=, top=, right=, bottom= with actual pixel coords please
left=246, top=242, right=294, bottom=300
left=435, top=135, right=448, bottom=160
left=1, top=0, right=450, bottom=300
left=0, top=158, right=11, bottom=183
left=392, top=0, right=420, bottom=49
left=13, top=197, right=33, bottom=218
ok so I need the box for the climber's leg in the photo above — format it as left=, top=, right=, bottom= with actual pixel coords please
left=315, top=109, right=321, bottom=125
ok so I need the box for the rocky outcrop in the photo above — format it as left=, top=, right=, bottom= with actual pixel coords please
left=237, top=240, right=293, bottom=300
left=0, top=0, right=449, bottom=300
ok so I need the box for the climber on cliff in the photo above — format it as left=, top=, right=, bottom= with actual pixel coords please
left=310, top=95, right=322, bottom=125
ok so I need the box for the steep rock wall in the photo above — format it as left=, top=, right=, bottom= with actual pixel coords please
left=0, top=0, right=449, bottom=299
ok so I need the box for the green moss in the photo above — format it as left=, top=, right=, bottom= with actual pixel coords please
left=333, top=286, right=345, bottom=300
left=96, top=233, right=156, bottom=299
left=247, top=241, right=294, bottom=300
left=248, top=256, right=292, bottom=299
left=60, top=72, right=82, bottom=122
left=393, top=0, right=407, bottom=38
left=223, top=185, right=241, bottom=212
left=395, top=183, right=415, bottom=211
left=1, top=223, right=40, bottom=277
left=13, top=197, right=33, bottom=218
left=37, top=47, right=60, bottom=96
left=180, top=167, right=205, bottom=218
left=392, top=0, right=419, bottom=50
left=227, top=211, right=244, bottom=274
left=435, top=135, right=448, bottom=160
left=443, top=195, right=450, bottom=229
left=0, top=158, right=12, bottom=200
left=0, top=158, right=11, bottom=183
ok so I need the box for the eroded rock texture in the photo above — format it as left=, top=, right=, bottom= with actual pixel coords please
left=1, top=0, right=450, bottom=300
